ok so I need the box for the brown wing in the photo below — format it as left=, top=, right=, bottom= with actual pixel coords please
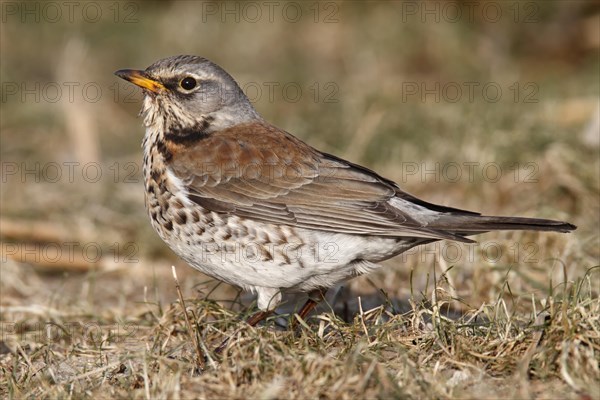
left=167, top=122, right=473, bottom=242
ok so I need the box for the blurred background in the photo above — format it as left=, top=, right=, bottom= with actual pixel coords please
left=1, top=1, right=598, bottom=319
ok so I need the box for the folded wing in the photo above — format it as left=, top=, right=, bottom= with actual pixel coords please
left=168, top=122, right=479, bottom=243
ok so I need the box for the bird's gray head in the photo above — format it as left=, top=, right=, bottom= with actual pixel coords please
left=115, top=55, right=261, bottom=142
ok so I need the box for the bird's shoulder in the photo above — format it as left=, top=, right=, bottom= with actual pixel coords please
left=167, top=121, right=320, bottom=180
left=165, top=121, right=392, bottom=194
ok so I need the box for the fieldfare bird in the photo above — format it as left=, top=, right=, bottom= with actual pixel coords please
left=115, top=55, right=575, bottom=329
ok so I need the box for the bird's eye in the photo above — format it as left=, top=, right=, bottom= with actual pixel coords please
left=180, top=77, right=197, bottom=90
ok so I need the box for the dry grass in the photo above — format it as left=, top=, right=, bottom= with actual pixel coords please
left=1, top=2, right=599, bottom=399
left=1, top=261, right=598, bottom=399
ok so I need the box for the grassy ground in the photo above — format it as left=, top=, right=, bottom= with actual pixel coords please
left=1, top=2, right=599, bottom=399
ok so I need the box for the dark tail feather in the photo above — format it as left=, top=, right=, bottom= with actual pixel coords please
left=432, top=215, right=576, bottom=235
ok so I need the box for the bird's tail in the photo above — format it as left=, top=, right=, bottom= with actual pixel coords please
left=431, top=214, right=576, bottom=236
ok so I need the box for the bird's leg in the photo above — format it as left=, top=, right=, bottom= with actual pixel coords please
left=292, top=289, right=326, bottom=330
left=215, top=309, right=273, bottom=354
left=245, top=310, right=272, bottom=326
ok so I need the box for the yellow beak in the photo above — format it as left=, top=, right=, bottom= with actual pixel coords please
left=114, top=69, right=165, bottom=93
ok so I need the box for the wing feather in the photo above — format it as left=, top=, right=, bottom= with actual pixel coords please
left=167, top=122, right=473, bottom=242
